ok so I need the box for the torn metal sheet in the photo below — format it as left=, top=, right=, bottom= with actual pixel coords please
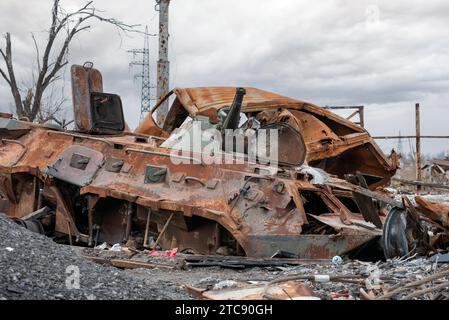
left=308, top=214, right=382, bottom=236
left=415, top=196, right=449, bottom=228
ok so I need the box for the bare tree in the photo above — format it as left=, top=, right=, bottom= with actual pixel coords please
left=35, top=82, right=68, bottom=125
left=0, top=0, right=138, bottom=122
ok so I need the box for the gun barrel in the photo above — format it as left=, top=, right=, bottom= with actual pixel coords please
left=222, top=87, right=246, bottom=130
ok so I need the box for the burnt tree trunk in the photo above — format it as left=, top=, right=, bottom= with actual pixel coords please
left=0, top=33, right=24, bottom=118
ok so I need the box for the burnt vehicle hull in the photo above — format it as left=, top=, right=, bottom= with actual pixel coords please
left=0, top=116, right=395, bottom=259
left=0, top=66, right=401, bottom=259
left=137, top=87, right=399, bottom=189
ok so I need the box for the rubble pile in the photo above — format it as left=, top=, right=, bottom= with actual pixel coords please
left=77, top=240, right=449, bottom=300
left=1, top=211, right=449, bottom=300
left=0, top=214, right=186, bottom=300
left=184, top=258, right=449, bottom=300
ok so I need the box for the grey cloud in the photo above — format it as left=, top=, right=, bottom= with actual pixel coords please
left=0, top=0, right=448, bottom=155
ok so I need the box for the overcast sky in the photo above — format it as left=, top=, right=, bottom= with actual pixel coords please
left=1, top=0, right=449, bottom=155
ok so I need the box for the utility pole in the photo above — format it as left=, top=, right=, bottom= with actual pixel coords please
left=155, top=0, right=170, bottom=125
left=129, top=26, right=156, bottom=121
left=397, top=131, right=403, bottom=155
left=415, top=103, right=422, bottom=190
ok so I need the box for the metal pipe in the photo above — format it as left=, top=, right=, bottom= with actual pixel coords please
left=143, top=208, right=152, bottom=248
left=346, top=109, right=360, bottom=121
left=153, top=212, right=175, bottom=250
left=125, top=148, right=203, bottom=164
left=359, top=106, right=365, bottom=128
left=47, top=131, right=114, bottom=146
left=324, top=106, right=365, bottom=128
left=66, top=221, right=73, bottom=246
left=124, top=202, right=134, bottom=242
left=416, top=103, right=422, bottom=190
left=184, top=176, right=206, bottom=186
left=324, top=106, right=364, bottom=109
left=373, top=135, right=449, bottom=139
left=37, top=187, right=44, bottom=210
left=87, top=201, right=94, bottom=247
left=214, top=223, right=221, bottom=251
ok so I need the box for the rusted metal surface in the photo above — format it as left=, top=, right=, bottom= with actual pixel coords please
left=430, top=158, right=449, bottom=170
left=71, top=64, right=103, bottom=132
left=137, top=87, right=398, bottom=189
left=415, top=196, right=449, bottom=228
left=0, top=66, right=409, bottom=259
left=0, top=117, right=391, bottom=258
left=46, top=145, right=105, bottom=187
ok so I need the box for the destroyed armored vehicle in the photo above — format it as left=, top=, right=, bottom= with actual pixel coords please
left=137, top=87, right=399, bottom=189
left=1, top=63, right=426, bottom=260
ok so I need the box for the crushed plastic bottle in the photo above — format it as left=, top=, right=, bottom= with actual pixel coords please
left=332, top=255, right=343, bottom=266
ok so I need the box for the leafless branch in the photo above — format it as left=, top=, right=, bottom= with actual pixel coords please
left=0, top=0, right=139, bottom=122
left=0, top=67, right=11, bottom=85
left=31, top=33, right=41, bottom=73
left=0, top=33, right=24, bottom=116
left=36, top=83, right=68, bottom=124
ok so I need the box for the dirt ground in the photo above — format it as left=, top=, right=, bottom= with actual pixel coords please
left=1, top=212, right=449, bottom=300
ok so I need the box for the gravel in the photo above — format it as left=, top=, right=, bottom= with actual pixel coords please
left=1, top=212, right=448, bottom=300
left=0, top=213, right=188, bottom=300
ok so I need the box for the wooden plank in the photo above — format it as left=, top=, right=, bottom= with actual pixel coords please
left=183, top=285, right=208, bottom=299
left=81, top=255, right=110, bottom=265
left=110, top=258, right=176, bottom=270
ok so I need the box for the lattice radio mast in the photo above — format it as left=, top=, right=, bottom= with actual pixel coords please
left=129, top=26, right=156, bottom=121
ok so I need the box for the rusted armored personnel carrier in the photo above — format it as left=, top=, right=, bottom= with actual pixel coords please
left=137, top=87, right=399, bottom=189
left=0, top=64, right=408, bottom=259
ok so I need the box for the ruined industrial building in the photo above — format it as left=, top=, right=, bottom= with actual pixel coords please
left=1, top=63, right=449, bottom=301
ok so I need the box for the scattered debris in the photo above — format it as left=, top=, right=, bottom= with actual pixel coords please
left=110, top=243, right=122, bottom=252
left=185, top=280, right=319, bottom=300
left=430, top=252, right=449, bottom=263
left=94, top=242, right=109, bottom=250
left=80, top=249, right=331, bottom=270
left=332, top=256, right=343, bottom=266
left=2, top=211, right=449, bottom=300
left=180, top=255, right=331, bottom=269
left=181, top=258, right=449, bottom=300
left=212, top=280, right=238, bottom=291
left=330, top=292, right=354, bottom=300
left=148, top=248, right=178, bottom=257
